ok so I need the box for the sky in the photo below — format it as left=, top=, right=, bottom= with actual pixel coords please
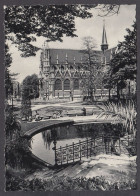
left=9, top=4, right=136, bottom=83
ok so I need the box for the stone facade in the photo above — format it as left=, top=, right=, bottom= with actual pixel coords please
left=38, top=47, right=117, bottom=99
left=38, top=24, right=117, bottom=100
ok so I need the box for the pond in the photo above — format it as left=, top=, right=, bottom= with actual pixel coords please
left=31, top=123, right=124, bottom=165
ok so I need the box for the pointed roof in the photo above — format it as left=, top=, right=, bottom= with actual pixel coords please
left=102, top=21, right=108, bottom=45
left=101, top=20, right=108, bottom=52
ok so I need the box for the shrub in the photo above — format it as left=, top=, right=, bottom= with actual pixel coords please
left=6, top=174, right=136, bottom=191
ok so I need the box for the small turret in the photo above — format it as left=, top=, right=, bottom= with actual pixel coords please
left=66, top=53, right=68, bottom=64
left=56, top=54, right=59, bottom=64
left=42, top=41, right=50, bottom=75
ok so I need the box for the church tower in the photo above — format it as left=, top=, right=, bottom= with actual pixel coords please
left=101, top=20, right=108, bottom=53
left=42, top=41, right=50, bottom=76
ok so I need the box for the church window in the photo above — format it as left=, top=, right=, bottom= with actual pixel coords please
left=70, top=66, right=73, bottom=70
left=74, top=79, right=79, bottom=90
left=64, top=79, right=70, bottom=90
left=53, top=65, right=57, bottom=70
left=41, top=81, right=43, bottom=89
left=55, top=79, right=62, bottom=90
left=61, top=66, right=64, bottom=73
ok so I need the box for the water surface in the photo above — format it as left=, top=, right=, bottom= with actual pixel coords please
left=31, top=123, right=123, bottom=165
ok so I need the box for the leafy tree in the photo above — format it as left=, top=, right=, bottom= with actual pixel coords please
left=5, top=44, right=13, bottom=99
left=21, top=98, right=32, bottom=120
left=103, top=21, right=136, bottom=100
left=5, top=44, right=20, bottom=100
left=22, top=74, right=39, bottom=99
left=5, top=104, right=31, bottom=169
left=4, top=5, right=120, bottom=57
left=21, top=74, right=39, bottom=119
left=111, top=22, right=136, bottom=80
left=5, top=5, right=95, bottom=57
left=81, top=36, right=104, bottom=101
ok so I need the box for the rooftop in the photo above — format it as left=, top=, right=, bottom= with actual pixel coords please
left=41, top=47, right=116, bottom=64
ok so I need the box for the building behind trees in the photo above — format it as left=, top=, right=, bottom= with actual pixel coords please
left=38, top=23, right=136, bottom=101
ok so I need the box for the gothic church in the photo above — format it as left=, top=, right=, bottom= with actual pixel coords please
left=39, top=24, right=116, bottom=100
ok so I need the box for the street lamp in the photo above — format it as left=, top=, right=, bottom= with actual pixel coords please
left=128, top=79, right=131, bottom=96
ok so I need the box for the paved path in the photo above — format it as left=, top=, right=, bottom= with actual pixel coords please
left=31, top=103, right=99, bottom=111
left=23, top=114, right=121, bottom=138
left=22, top=119, right=74, bottom=138
left=22, top=100, right=122, bottom=139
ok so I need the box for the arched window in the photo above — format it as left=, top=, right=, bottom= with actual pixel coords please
left=41, top=81, right=43, bottom=89
left=64, top=79, right=70, bottom=90
left=61, top=65, right=64, bottom=73
left=55, top=79, right=62, bottom=90
left=53, top=65, right=57, bottom=70
left=74, top=79, right=79, bottom=90
left=70, top=66, right=73, bottom=70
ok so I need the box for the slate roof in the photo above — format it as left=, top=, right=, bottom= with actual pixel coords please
left=50, top=49, right=85, bottom=64
left=41, top=47, right=116, bottom=65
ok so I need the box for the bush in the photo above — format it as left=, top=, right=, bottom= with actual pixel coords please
left=5, top=105, right=31, bottom=169
left=6, top=174, right=136, bottom=191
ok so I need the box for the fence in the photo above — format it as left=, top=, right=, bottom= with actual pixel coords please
left=52, top=135, right=135, bottom=166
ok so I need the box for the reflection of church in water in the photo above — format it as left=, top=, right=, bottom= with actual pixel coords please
left=39, top=24, right=116, bottom=99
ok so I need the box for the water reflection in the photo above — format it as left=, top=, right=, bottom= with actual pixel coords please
left=31, top=123, right=124, bottom=165
left=42, top=129, right=52, bottom=150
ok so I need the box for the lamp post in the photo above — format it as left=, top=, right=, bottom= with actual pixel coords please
left=128, top=79, right=131, bottom=96
left=11, top=95, right=14, bottom=110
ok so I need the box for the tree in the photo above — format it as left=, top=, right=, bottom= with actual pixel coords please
left=22, top=74, right=39, bottom=99
left=97, top=4, right=120, bottom=17
left=103, top=69, right=114, bottom=101
left=5, top=103, right=31, bottom=169
left=81, top=36, right=103, bottom=101
left=111, top=22, right=136, bottom=80
left=5, top=5, right=95, bottom=57
left=5, top=44, right=13, bottom=99
left=5, top=44, right=20, bottom=101
left=103, top=21, right=136, bottom=100
left=21, top=74, right=39, bottom=120
left=21, top=98, right=32, bottom=120
left=4, top=5, right=120, bottom=57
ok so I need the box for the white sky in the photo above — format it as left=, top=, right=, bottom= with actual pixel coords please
left=9, top=4, right=136, bottom=83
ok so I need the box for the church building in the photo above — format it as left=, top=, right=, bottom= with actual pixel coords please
left=38, top=23, right=116, bottom=100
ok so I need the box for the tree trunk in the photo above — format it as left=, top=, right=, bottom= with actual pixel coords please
left=117, top=82, right=120, bottom=100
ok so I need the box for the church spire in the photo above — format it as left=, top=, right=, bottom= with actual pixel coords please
left=101, top=20, right=108, bottom=53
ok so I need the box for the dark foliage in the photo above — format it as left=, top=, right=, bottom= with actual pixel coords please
left=103, top=21, right=136, bottom=99
left=5, top=5, right=96, bottom=57
left=4, top=5, right=120, bottom=57
left=5, top=105, right=31, bottom=169
left=5, top=44, right=13, bottom=99
left=22, top=74, right=39, bottom=99
left=6, top=174, right=136, bottom=191
left=21, top=74, right=39, bottom=119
